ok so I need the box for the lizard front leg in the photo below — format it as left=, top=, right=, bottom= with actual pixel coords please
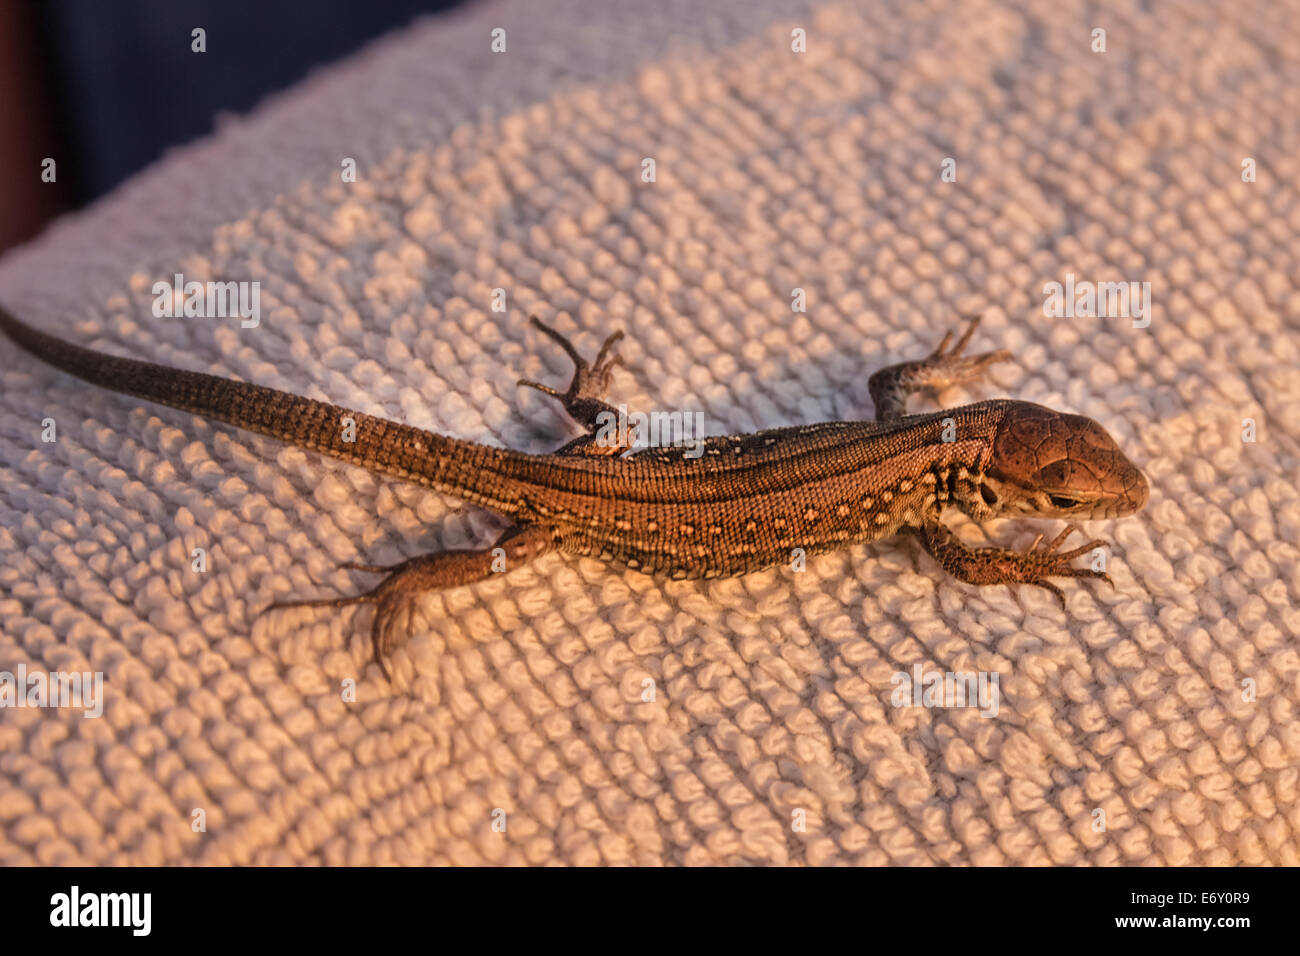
left=264, top=525, right=554, bottom=680
left=872, top=316, right=1113, bottom=602
left=867, top=313, right=1011, bottom=421
left=517, top=315, right=638, bottom=456
left=920, top=518, right=1112, bottom=606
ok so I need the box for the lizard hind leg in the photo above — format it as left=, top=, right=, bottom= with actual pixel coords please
left=262, top=526, right=554, bottom=681
left=517, top=315, right=635, bottom=455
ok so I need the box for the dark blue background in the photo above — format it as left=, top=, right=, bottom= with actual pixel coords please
left=38, top=0, right=464, bottom=202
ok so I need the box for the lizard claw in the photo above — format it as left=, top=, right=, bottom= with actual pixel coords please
left=1018, top=525, right=1113, bottom=605
left=929, top=312, right=985, bottom=360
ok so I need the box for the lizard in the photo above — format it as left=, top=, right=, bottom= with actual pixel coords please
left=0, top=305, right=1149, bottom=679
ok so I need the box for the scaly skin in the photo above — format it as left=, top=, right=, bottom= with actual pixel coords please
left=0, top=306, right=1149, bottom=678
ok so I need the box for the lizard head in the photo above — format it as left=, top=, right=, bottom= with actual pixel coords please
left=976, top=402, right=1149, bottom=520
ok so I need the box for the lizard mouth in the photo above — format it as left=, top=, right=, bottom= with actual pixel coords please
left=980, top=471, right=1147, bottom=520
left=1056, top=450, right=1149, bottom=519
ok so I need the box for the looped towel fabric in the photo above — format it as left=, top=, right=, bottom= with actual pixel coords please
left=0, top=0, right=1296, bottom=865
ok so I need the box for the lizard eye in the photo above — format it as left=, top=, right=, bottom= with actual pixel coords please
left=979, top=484, right=999, bottom=507
left=1048, top=494, right=1079, bottom=509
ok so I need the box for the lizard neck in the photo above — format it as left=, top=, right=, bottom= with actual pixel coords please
left=943, top=459, right=998, bottom=523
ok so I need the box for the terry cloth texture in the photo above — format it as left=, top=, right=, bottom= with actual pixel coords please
left=1, top=0, right=1298, bottom=866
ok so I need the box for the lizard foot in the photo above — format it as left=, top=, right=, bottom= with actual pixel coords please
left=1007, top=524, right=1114, bottom=607
left=261, top=558, right=436, bottom=681
left=920, top=313, right=1014, bottom=390
left=517, top=315, right=626, bottom=431
left=868, top=313, right=1013, bottom=420
left=919, top=521, right=1114, bottom=609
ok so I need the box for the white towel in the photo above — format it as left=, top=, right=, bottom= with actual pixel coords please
left=1, top=0, right=1296, bottom=865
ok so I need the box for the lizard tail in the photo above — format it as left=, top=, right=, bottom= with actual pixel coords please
left=0, top=304, right=536, bottom=517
